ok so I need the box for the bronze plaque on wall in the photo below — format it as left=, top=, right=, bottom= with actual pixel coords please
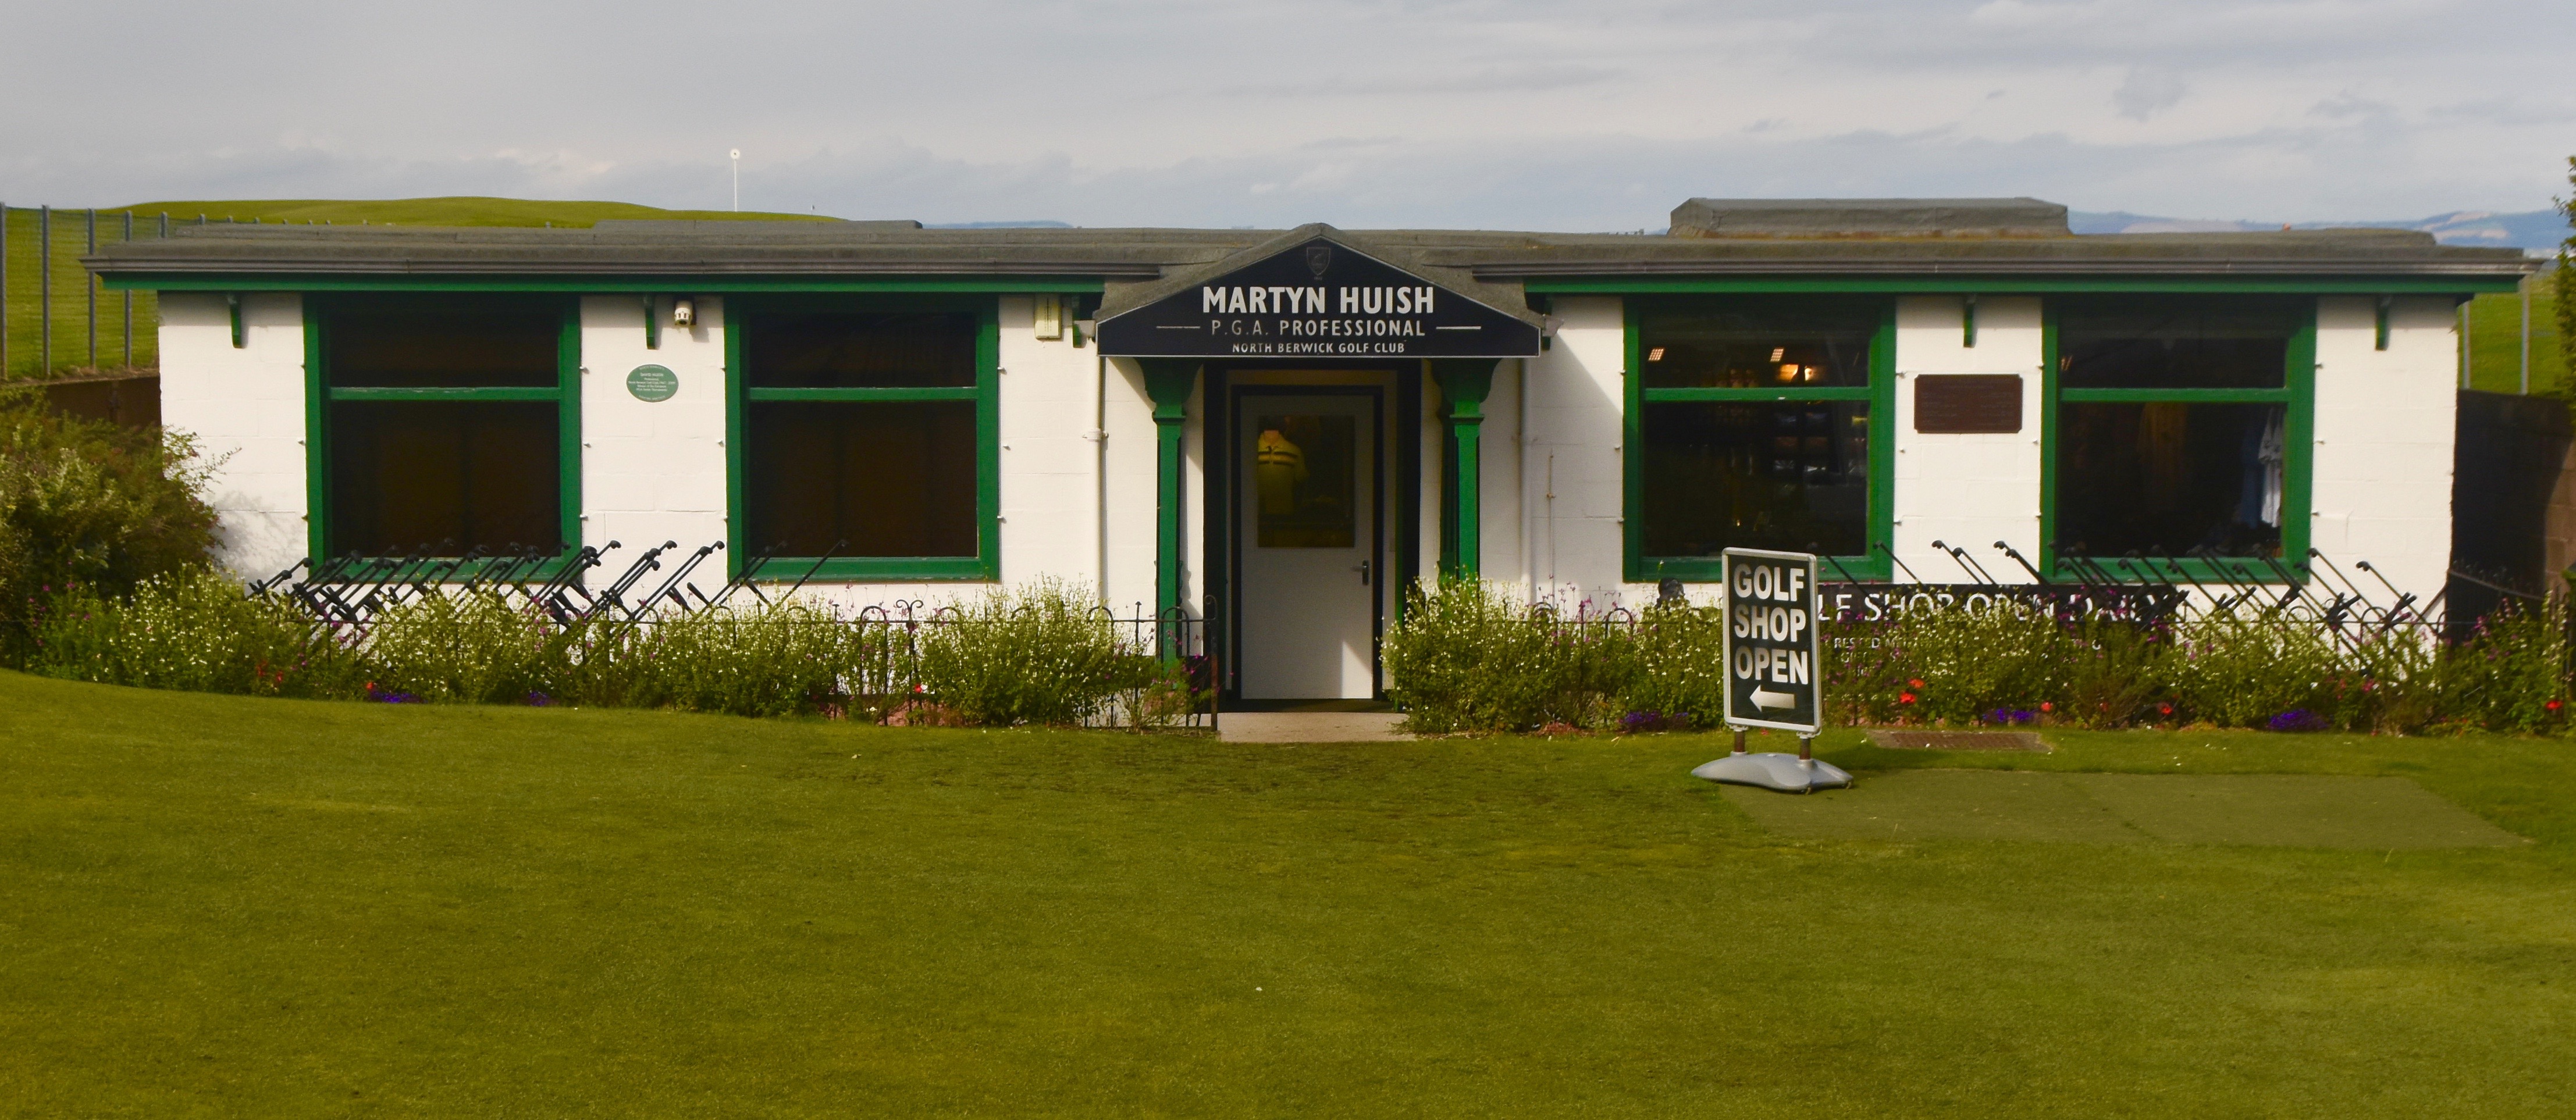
left=1913, top=374, right=2023, bottom=433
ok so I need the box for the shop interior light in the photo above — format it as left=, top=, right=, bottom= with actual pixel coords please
left=1769, top=347, right=1785, bottom=361
left=1646, top=347, right=1666, bottom=362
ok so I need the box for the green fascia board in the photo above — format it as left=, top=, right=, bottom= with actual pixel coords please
left=104, top=274, right=1105, bottom=294
left=1525, top=276, right=2524, bottom=296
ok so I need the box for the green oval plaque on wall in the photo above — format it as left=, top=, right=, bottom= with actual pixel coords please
left=626, top=364, right=679, bottom=402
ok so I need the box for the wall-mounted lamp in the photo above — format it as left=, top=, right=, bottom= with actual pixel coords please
left=672, top=297, right=696, bottom=328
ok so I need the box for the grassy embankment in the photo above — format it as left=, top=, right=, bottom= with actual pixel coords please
left=2466, top=266, right=2568, bottom=395
left=3, top=669, right=2572, bottom=1115
left=0, top=198, right=830, bottom=379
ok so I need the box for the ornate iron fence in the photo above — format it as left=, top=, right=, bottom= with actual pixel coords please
left=246, top=539, right=1215, bottom=729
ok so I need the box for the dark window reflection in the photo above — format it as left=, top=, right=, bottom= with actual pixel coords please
left=745, top=312, right=977, bottom=388
left=328, top=401, right=560, bottom=555
left=1636, top=296, right=1880, bottom=389
left=327, top=298, right=561, bottom=388
left=746, top=401, right=977, bottom=557
left=2058, top=295, right=2304, bottom=390
left=2058, top=402, right=2286, bottom=557
left=1253, top=413, right=1356, bottom=549
left=1642, top=402, right=1870, bottom=558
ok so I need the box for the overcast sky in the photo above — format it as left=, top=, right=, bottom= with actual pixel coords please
left=3, top=0, right=2568, bottom=229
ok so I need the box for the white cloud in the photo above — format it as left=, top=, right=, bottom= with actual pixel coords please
left=2112, top=69, right=2188, bottom=121
left=0, top=0, right=2566, bottom=224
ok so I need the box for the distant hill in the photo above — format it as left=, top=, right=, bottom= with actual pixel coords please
left=102, top=196, right=837, bottom=229
left=2072, top=209, right=2565, bottom=253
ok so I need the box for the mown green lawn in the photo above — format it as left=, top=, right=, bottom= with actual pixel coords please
left=3, top=670, right=2573, bottom=1117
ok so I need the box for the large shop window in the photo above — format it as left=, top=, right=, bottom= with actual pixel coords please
left=312, top=295, right=577, bottom=560
left=1627, top=295, right=1893, bottom=581
left=730, top=300, right=998, bottom=580
left=2048, top=295, right=2312, bottom=576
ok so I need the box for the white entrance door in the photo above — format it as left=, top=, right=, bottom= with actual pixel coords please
left=1237, top=393, right=1378, bottom=700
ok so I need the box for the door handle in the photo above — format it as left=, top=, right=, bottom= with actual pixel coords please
left=1354, top=559, right=1372, bottom=587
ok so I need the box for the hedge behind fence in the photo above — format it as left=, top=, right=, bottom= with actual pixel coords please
left=1383, top=579, right=2571, bottom=736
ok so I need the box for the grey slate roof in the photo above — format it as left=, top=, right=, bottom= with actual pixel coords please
left=1669, top=197, right=2070, bottom=238
left=87, top=202, right=2536, bottom=289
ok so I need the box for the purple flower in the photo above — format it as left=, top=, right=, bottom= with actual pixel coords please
left=2267, top=709, right=2327, bottom=732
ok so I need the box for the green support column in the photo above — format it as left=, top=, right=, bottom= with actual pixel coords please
left=1430, top=360, right=1496, bottom=579
left=1138, top=359, right=1198, bottom=629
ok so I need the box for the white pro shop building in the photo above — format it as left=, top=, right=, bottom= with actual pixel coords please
left=93, top=198, right=2534, bottom=703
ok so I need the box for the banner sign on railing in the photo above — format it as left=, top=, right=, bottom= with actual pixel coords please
left=1819, top=583, right=2188, bottom=623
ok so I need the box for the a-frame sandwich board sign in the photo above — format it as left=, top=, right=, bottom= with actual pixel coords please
left=1694, top=547, right=1852, bottom=793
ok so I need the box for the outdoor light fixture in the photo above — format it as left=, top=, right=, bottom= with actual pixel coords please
left=672, top=298, right=695, bottom=328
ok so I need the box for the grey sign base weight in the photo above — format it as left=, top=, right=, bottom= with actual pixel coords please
left=1693, top=741, right=1853, bottom=794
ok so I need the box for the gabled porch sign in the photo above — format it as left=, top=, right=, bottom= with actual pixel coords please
left=1097, top=237, right=1541, bottom=359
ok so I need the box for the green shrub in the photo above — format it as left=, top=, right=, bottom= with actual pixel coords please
left=2436, top=599, right=2569, bottom=734
left=362, top=589, right=567, bottom=704
left=2166, top=614, right=2344, bottom=728
left=0, top=397, right=218, bottom=662
left=917, top=580, right=1135, bottom=726
left=29, top=568, right=362, bottom=697
left=588, top=603, right=859, bottom=718
left=1383, top=579, right=1632, bottom=733
left=1617, top=604, right=1727, bottom=727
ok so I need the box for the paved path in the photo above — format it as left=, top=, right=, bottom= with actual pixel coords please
left=1218, top=712, right=1411, bottom=743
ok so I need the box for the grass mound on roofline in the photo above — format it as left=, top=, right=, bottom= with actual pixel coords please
left=104, top=195, right=839, bottom=228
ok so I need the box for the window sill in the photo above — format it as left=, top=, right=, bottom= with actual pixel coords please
left=739, top=556, right=997, bottom=582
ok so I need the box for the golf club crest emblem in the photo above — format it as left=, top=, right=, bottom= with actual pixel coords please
left=1305, top=244, right=1333, bottom=279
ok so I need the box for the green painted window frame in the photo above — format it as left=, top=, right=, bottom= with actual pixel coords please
left=302, top=294, right=583, bottom=574
left=1623, top=297, right=1897, bottom=583
left=2038, top=297, right=2316, bottom=584
left=724, top=294, right=1001, bottom=582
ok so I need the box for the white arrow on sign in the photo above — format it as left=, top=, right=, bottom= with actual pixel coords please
left=1750, top=688, right=1798, bottom=711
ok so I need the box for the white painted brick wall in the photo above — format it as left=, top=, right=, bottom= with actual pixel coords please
left=1524, top=295, right=1632, bottom=607
left=579, top=295, right=727, bottom=565
left=1891, top=295, right=2046, bottom=583
left=2311, top=295, right=2456, bottom=601
left=158, top=292, right=307, bottom=577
